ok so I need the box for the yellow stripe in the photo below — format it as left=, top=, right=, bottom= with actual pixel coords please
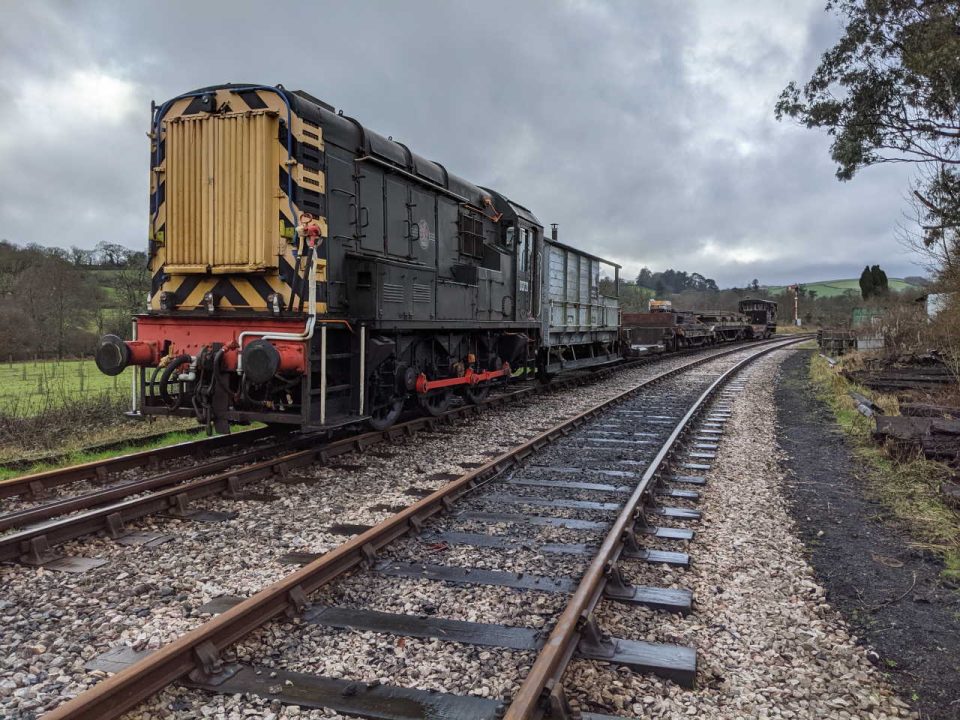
left=182, top=279, right=217, bottom=308
left=149, top=87, right=332, bottom=309
left=232, top=278, right=268, bottom=308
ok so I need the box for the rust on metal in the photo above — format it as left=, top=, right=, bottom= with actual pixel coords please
left=501, top=336, right=805, bottom=719
left=0, top=427, right=275, bottom=500
left=0, top=340, right=737, bottom=505
left=41, top=337, right=807, bottom=720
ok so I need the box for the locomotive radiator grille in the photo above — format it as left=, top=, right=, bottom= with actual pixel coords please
left=382, top=283, right=405, bottom=303
left=412, top=283, right=432, bottom=304
left=164, top=110, right=280, bottom=275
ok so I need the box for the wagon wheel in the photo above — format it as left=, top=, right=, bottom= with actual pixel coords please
left=368, top=396, right=404, bottom=431
left=461, top=356, right=505, bottom=405
left=460, top=382, right=491, bottom=405
left=419, top=390, right=453, bottom=417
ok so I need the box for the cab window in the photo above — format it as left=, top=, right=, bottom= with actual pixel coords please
left=518, top=228, right=530, bottom=273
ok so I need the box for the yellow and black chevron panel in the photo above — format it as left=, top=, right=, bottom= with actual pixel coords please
left=155, top=273, right=292, bottom=310
left=148, top=85, right=327, bottom=312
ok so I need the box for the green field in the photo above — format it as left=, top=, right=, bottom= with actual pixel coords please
left=0, top=359, right=132, bottom=415
left=766, top=277, right=922, bottom=298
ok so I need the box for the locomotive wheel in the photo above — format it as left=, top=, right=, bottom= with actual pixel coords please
left=368, top=396, right=404, bottom=431
left=460, top=383, right=491, bottom=405
left=419, top=390, right=453, bottom=417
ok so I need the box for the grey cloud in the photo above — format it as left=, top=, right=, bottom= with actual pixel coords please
left=0, top=0, right=926, bottom=286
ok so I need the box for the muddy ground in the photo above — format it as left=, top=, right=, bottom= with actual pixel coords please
left=777, top=348, right=960, bottom=719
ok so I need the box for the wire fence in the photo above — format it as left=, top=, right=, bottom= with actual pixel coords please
left=0, top=358, right=132, bottom=417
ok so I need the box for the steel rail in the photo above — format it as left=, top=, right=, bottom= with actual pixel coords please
left=0, top=427, right=277, bottom=500
left=40, top=336, right=806, bottom=720
left=0, top=355, right=599, bottom=503
left=0, top=338, right=763, bottom=502
left=0, top=379, right=534, bottom=532
left=0, top=426, right=211, bottom=474
left=0, top=340, right=759, bottom=544
left=3, top=367, right=625, bottom=558
left=0, top=386, right=534, bottom=563
left=503, top=336, right=807, bottom=719
left=0, top=379, right=562, bottom=535
left=0, top=435, right=322, bottom=532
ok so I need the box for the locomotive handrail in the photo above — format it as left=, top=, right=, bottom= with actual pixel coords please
left=356, top=154, right=470, bottom=203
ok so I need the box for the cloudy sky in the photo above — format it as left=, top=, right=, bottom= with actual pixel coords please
left=0, top=0, right=924, bottom=287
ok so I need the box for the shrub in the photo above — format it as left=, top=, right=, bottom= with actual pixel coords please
left=0, top=392, right=130, bottom=451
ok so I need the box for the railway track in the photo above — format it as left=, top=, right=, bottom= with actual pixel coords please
left=0, top=340, right=785, bottom=567
left=41, top=335, right=805, bottom=720
left=0, top=425, right=222, bottom=475
left=0, top=339, right=776, bottom=503
left=0, top=425, right=280, bottom=501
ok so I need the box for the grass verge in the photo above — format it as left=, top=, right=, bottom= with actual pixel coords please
left=0, top=429, right=202, bottom=482
left=809, top=353, right=960, bottom=582
left=0, top=359, right=134, bottom=416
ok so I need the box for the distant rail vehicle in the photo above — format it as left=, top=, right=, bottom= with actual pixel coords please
left=737, top=297, right=778, bottom=338
left=621, top=309, right=712, bottom=356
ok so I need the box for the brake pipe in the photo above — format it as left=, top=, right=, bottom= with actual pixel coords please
left=414, top=364, right=511, bottom=394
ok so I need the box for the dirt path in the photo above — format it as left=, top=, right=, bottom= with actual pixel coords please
left=777, top=349, right=960, bottom=720
left=565, top=348, right=912, bottom=718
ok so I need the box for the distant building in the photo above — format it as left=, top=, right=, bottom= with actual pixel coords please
left=918, top=292, right=952, bottom=318
left=851, top=307, right=885, bottom=328
left=851, top=307, right=885, bottom=351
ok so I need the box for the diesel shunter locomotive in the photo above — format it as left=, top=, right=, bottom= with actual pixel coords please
left=95, top=83, right=622, bottom=433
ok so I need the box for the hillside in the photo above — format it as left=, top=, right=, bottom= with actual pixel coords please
left=765, top=278, right=922, bottom=298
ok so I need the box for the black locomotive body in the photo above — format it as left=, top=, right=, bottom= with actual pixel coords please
left=95, top=84, right=621, bottom=432
left=320, top=92, right=548, bottom=427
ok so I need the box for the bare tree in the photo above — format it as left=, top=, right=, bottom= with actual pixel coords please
left=899, top=163, right=960, bottom=288
left=14, top=255, right=101, bottom=357
left=94, top=241, right=131, bottom=268
left=69, top=246, right=92, bottom=267
left=112, top=251, right=150, bottom=317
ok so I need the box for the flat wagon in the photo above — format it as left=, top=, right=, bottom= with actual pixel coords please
left=621, top=302, right=712, bottom=356
left=738, top=298, right=778, bottom=338
left=696, top=311, right=750, bottom=341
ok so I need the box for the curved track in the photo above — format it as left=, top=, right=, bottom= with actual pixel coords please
left=0, top=340, right=788, bottom=563
left=41, top=335, right=806, bottom=720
